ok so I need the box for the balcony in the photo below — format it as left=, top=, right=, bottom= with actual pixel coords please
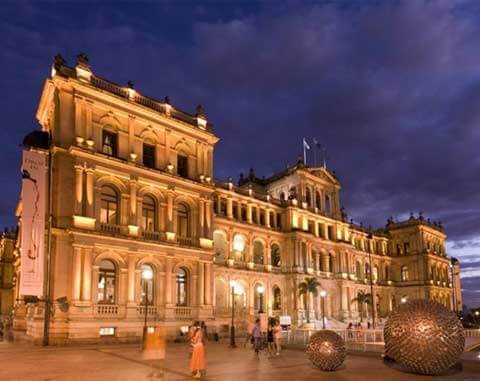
left=142, top=230, right=163, bottom=241
left=99, top=223, right=121, bottom=235
left=94, top=304, right=122, bottom=317
left=177, top=236, right=194, bottom=247
left=175, top=306, right=192, bottom=320
left=136, top=305, right=158, bottom=317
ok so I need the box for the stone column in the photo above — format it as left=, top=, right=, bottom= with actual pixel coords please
left=127, top=256, right=136, bottom=304
left=236, top=202, right=242, bottom=222
left=74, top=165, right=84, bottom=215
left=165, top=257, right=172, bottom=305
left=72, top=246, right=82, bottom=301
left=197, top=262, right=205, bottom=306
left=226, top=197, right=233, bottom=219
left=85, top=100, right=93, bottom=139
left=81, top=249, right=93, bottom=302
left=322, top=253, right=330, bottom=273
left=198, top=199, right=205, bottom=238
left=256, top=207, right=261, bottom=225
left=204, top=263, right=212, bottom=305
left=265, top=209, right=271, bottom=228
left=246, top=204, right=253, bottom=224
left=205, top=200, right=212, bottom=237
left=74, top=95, right=83, bottom=138
left=129, top=178, right=137, bottom=225
left=85, top=168, right=95, bottom=218
left=315, top=252, right=320, bottom=272
left=167, top=192, right=174, bottom=232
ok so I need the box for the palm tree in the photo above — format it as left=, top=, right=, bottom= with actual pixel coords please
left=298, top=277, right=320, bottom=324
left=351, top=291, right=372, bottom=322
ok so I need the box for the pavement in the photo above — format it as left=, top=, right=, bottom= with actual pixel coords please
left=0, top=340, right=479, bottom=381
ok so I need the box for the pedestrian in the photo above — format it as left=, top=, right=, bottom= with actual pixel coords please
left=200, top=321, right=208, bottom=344
left=190, top=321, right=206, bottom=379
left=267, top=321, right=275, bottom=357
left=251, top=318, right=262, bottom=357
left=273, top=320, right=281, bottom=356
left=347, top=322, right=353, bottom=339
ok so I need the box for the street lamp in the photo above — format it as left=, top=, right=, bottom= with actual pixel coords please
left=319, top=290, right=327, bottom=329
left=230, top=279, right=237, bottom=348
left=401, top=296, right=408, bottom=304
left=141, top=265, right=153, bottom=346
left=257, top=285, right=265, bottom=314
left=475, top=310, right=479, bottom=325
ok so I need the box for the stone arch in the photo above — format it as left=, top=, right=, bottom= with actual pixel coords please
left=139, top=127, right=160, bottom=144
left=94, top=250, right=127, bottom=268
left=174, top=140, right=193, bottom=156
left=99, top=112, right=121, bottom=131
left=96, top=175, right=128, bottom=194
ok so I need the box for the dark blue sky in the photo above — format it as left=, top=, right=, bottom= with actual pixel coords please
left=1, top=0, right=479, bottom=306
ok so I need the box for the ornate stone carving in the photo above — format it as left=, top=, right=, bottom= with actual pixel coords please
left=384, top=299, right=464, bottom=375
left=306, top=330, right=346, bottom=371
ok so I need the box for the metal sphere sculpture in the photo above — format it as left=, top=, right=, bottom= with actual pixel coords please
left=384, top=299, right=464, bottom=375
left=306, top=330, right=346, bottom=371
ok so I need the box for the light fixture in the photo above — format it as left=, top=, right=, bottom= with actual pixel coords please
left=401, top=296, right=408, bottom=303
left=142, top=266, right=153, bottom=280
left=257, top=285, right=265, bottom=294
left=320, top=290, right=327, bottom=298
left=230, top=279, right=237, bottom=288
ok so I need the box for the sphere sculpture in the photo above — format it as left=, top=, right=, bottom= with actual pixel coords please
left=306, top=330, right=346, bottom=371
left=384, top=299, right=464, bottom=375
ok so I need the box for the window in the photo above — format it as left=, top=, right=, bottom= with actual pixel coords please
left=232, top=234, right=246, bottom=261
left=325, top=194, right=331, bottom=213
left=273, top=286, right=281, bottom=310
left=365, top=263, right=370, bottom=277
left=143, top=143, right=155, bottom=168
left=102, top=130, right=117, bottom=156
left=140, top=264, right=154, bottom=305
left=316, top=191, right=321, bottom=209
left=177, top=154, right=188, bottom=178
left=98, top=260, right=116, bottom=303
left=142, top=196, right=156, bottom=231
left=373, top=265, right=379, bottom=282
left=177, top=203, right=189, bottom=237
left=100, top=186, right=118, bottom=224
left=401, top=266, right=409, bottom=281
left=176, top=268, right=188, bottom=306
left=385, top=265, right=390, bottom=281
left=306, top=188, right=312, bottom=207
left=253, top=241, right=264, bottom=265
left=254, top=284, right=265, bottom=312
left=276, top=214, right=282, bottom=229
left=404, top=242, right=410, bottom=255
left=356, top=261, right=362, bottom=279
left=271, top=244, right=281, bottom=267
left=213, top=230, right=227, bottom=259
left=280, top=192, right=286, bottom=201
left=396, top=244, right=402, bottom=256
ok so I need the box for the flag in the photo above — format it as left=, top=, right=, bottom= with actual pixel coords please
left=303, top=138, right=310, bottom=150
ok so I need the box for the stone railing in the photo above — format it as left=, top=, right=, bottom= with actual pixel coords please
left=465, top=329, right=480, bottom=337
left=99, top=223, right=121, bottom=235
left=175, top=306, right=192, bottom=320
left=177, top=236, right=195, bottom=247
left=142, top=230, right=163, bottom=241
left=137, top=305, right=158, bottom=317
left=94, top=304, right=120, bottom=316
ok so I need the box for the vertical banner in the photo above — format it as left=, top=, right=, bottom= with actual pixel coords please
left=19, top=149, right=48, bottom=296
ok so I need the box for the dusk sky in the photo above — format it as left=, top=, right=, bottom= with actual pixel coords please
left=0, top=0, right=479, bottom=306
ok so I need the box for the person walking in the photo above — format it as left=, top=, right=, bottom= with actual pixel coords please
left=273, top=320, right=282, bottom=356
left=190, top=322, right=206, bottom=379
left=267, top=322, right=275, bottom=357
left=251, top=318, right=262, bottom=357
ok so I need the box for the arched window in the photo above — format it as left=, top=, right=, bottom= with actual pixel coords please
left=289, top=186, right=297, bottom=200
left=213, top=230, right=227, bottom=259
left=306, top=187, right=312, bottom=207
left=177, top=153, right=188, bottom=178
left=100, top=186, right=118, bottom=224
left=316, top=191, right=322, bottom=210
left=98, top=259, right=116, bottom=303
left=385, top=265, right=390, bottom=281
left=273, top=286, right=281, bottom=310
left=401, top=266, right=409, bottom=281
left=177, top=203, right=190, bottom=238
left=356, top=261, right=362, bottom=279
left=142, top=195, right=156, bottom=231
left=176, top=268, right=188, bottom=306
left=365, top=263, right=370, bottom=278
left=254, top=284, right=265, bottom=312
left=253, top=241, right=264, bottom=265
left=140, top=264, right=154, bottom=305
left=232, top=234, right=246, bottom=261
left=325, top=194, right=331, bottom=213
left=271, top=244, right=281, bottom=267
left=279, top=192, right=286, bottom=201
left=373, top=265, right=379, bottom=282
left=328, top=254, right=334, bottom=273
left=102, top=129, right=117, bottom=156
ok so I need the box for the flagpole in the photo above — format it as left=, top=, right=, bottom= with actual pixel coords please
left=322, top=147, right=326, bottom=168
left=303, top=139, right=307, bottom=165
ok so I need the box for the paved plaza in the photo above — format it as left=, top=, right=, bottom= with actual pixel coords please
left=0, top=340, right=479, bottom=381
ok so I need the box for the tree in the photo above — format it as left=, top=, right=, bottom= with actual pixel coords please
left=298, top=277, right=320, bottom=324
left=351, top=291, right=372, bottom=322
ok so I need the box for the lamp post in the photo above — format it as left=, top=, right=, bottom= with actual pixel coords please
left=319, top=290, right=327, bottom=329
left=230, top=279, right=237, bottom=348
left=367, top=233, right=376, bottom=329
left=141, top=266, right=153, bottom=346
left=257, top=285, right=265, bottom=314
left=401, top=296, right=408, bottom=304
left=475, top=310, right=479, bottom=325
